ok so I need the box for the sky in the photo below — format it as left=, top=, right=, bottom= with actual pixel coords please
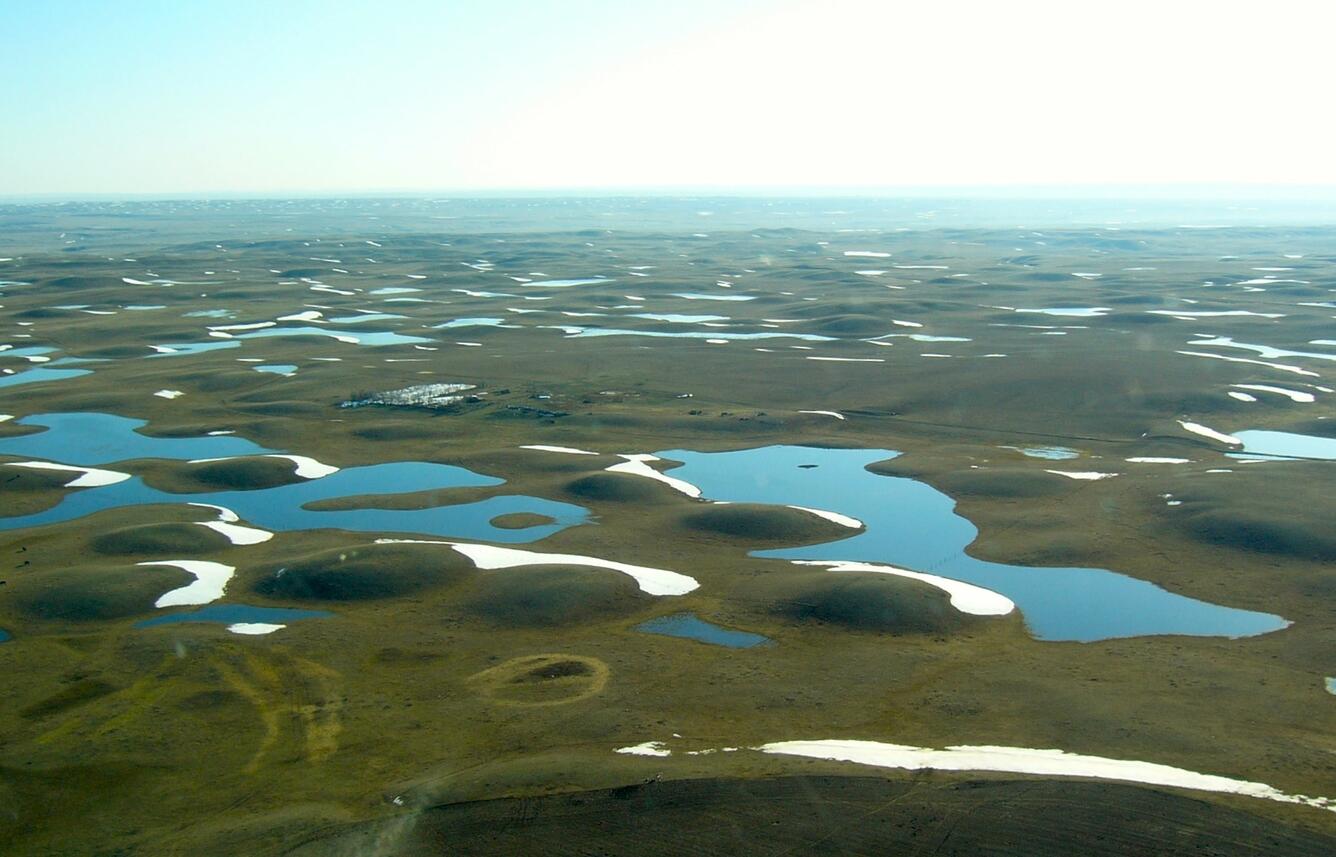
left=4, top=0, right=1335, bottom=198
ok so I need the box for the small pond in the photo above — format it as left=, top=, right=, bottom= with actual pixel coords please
left=1232, top=430, right=1336, bottom=461
left=136, top=604, right=332, bottom=630
left=635, top=612, right=771, bottom=648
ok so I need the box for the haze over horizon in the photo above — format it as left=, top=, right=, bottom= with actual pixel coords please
left=5, top=0, right=1335, bottom=198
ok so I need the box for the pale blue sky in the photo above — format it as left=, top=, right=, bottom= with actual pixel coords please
left=4, top=0, right=1334, bottom=197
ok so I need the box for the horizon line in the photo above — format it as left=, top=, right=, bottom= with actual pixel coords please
left=6, top=182, right=1336, bottom=205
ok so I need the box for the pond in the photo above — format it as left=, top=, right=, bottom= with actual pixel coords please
left=0, top=413, right=590, bottom=544
left=653, top=445, right=1288, bottom=642
left=1232, top=430, right=1336, bottom=461
left=635, top=612, right=771, bottom=648
left=0, top=367, right=93, bottom=388
left=136, top=604, right=332, bottom=631
left=0, top=413, right=273, bottom=464
left=254, top=364, right=297, bottom=376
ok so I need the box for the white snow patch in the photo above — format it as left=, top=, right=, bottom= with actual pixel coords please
left=806, top=356, right=885, bottom=363
left=7, top=461, right=130, bottom=487
left=376, top=539, right=700, bottom=596
left=606, top=454, right=702, bottom=498
left=786, top=506, right=863, bottom=529
left=201, top=521, right=273, bottom=545
left=1147, top=310, right=1284, bottom=319
left=520, top=444, right=599, bottom=456
left=615, top=741, right=672, bottom=757
left=1045, top=470, right=1119, bottom=480
left=277, top=310, right=324, bottom=323
left=139, top=560, right=235, bottom=608
left=798, top=410, right=845, bottom=420
left=757, top=739, right=1336, bottom=814
left=1176, top=350, right=1320, bottom=377
left=209, top=321, right=274, bottom=332
left=189, top=454, right=338, bottom=479
left=795, top=560, right=1014, bottom=616
left=154, top=389, right=184, bottom=399
left=227, top=623, right=285, bottom=635
left=1232, top=384, right=1315, bottom=403
left=1179, top=421, right=1242, bottom=446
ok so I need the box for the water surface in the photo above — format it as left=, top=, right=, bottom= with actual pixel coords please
left=0, top=413, right=272, bottom=464
left=0, top=368, right=92, bottom=388
left=1232, top=430, right=1336, bottom=461
left=136, top=604, right=332, bottom=629
left=657, top=445, right=1287, bottom=642
left=635, top=612, right=771, bottom=648
left=0, top=413, right=589, bottom=543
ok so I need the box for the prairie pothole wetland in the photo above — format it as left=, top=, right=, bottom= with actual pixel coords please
left=2, top=196, right=1336, bottom=855
left=8, top=4, right=1336, bottom=850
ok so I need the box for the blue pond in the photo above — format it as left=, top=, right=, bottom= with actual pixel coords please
left=1233, top=430, right=1336, bottom=461
left=0, top=413, right=589, bottom=543
left=0, top=628, right=10, bottom=643
left=0, top=367, right=93, bottom=389
left=0, top=413, right=274, bottom=464
left=136, top=604, right=332, bottom=629
left=635, top=613, right=771, bottom=648
left=655, top=445, right=1289, bottom=643
left=255, top=364, right=297, bottom=376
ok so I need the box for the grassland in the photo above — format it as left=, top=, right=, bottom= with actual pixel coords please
left=1, top=198, right=1334, bottom=854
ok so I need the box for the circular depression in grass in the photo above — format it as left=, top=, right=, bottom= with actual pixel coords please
left=468, top=653, right=610, bottom=707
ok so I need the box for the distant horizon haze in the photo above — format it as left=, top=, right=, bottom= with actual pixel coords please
left=5, top=0, right=1334, bottom=197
